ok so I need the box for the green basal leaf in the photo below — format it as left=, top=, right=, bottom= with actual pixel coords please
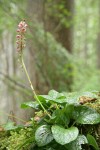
left=51, top=109, right=70, bottom=126
left=66, top=135, right=88, bottom=150
left=51, top=125, right=79, bottom=145
left=21, top=101, right=39, bottom=110
left=87, top=134, right=99, bottom=150
left=73, top=105, right=100, bottom=124
left=64, top=104, right=74, bottom=118
left=35, top=125, right=53, bottom=147
left=50, top=104, right=74, bottom=125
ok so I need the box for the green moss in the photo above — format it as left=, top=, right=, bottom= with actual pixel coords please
left=0, top=127, right=34, bottom=150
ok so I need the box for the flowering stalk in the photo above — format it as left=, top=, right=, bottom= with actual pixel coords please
left=16, top=20, right=51, bottom=118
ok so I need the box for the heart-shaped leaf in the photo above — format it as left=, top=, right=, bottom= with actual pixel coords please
left=35, top=125, right=53, bottom=146
left=51, top=125, right=79, bottom=145
left=73, top=106, right=100, bottom=124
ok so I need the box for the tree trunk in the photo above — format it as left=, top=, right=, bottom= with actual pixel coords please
left=27, top=0, right=74, bottom=91
left=44, top=0, right=74, bottom=52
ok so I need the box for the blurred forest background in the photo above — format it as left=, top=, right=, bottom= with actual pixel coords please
left=0, top=0, right=100, bottom=124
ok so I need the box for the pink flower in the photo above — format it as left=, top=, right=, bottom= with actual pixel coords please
left=17, top=29, right=20, bottom=32
left=16, top=20, right=28, bottom=52
left=16, top=35, right=21, bottom=38
left=17, top=21, right=28, bottom=33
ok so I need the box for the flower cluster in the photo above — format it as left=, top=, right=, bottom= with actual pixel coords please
left=16, top=20, right=28, bottom=52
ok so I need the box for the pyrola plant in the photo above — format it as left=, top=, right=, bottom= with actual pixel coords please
left=16, top=20, right=51, bottom=118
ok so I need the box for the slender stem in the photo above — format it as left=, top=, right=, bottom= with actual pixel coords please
left=21, top=56, right=51, bottom=118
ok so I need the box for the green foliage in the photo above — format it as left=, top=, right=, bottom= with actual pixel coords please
left=35, top=125, right=53, bottom=146
left=73, top=105, right=100, bottom=124
left=50, top=104, right=74, bottom=126
left=87, top=134, right=99, bottom=150
left=0, top=90, right=100, bottom=149
left=66, top=135, right=88, bottom=150
left=21, top=101, right=39, bottom=110
left=20, top=90, right=100, bottom=149
left=51, top=125, right=79, bottom=145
